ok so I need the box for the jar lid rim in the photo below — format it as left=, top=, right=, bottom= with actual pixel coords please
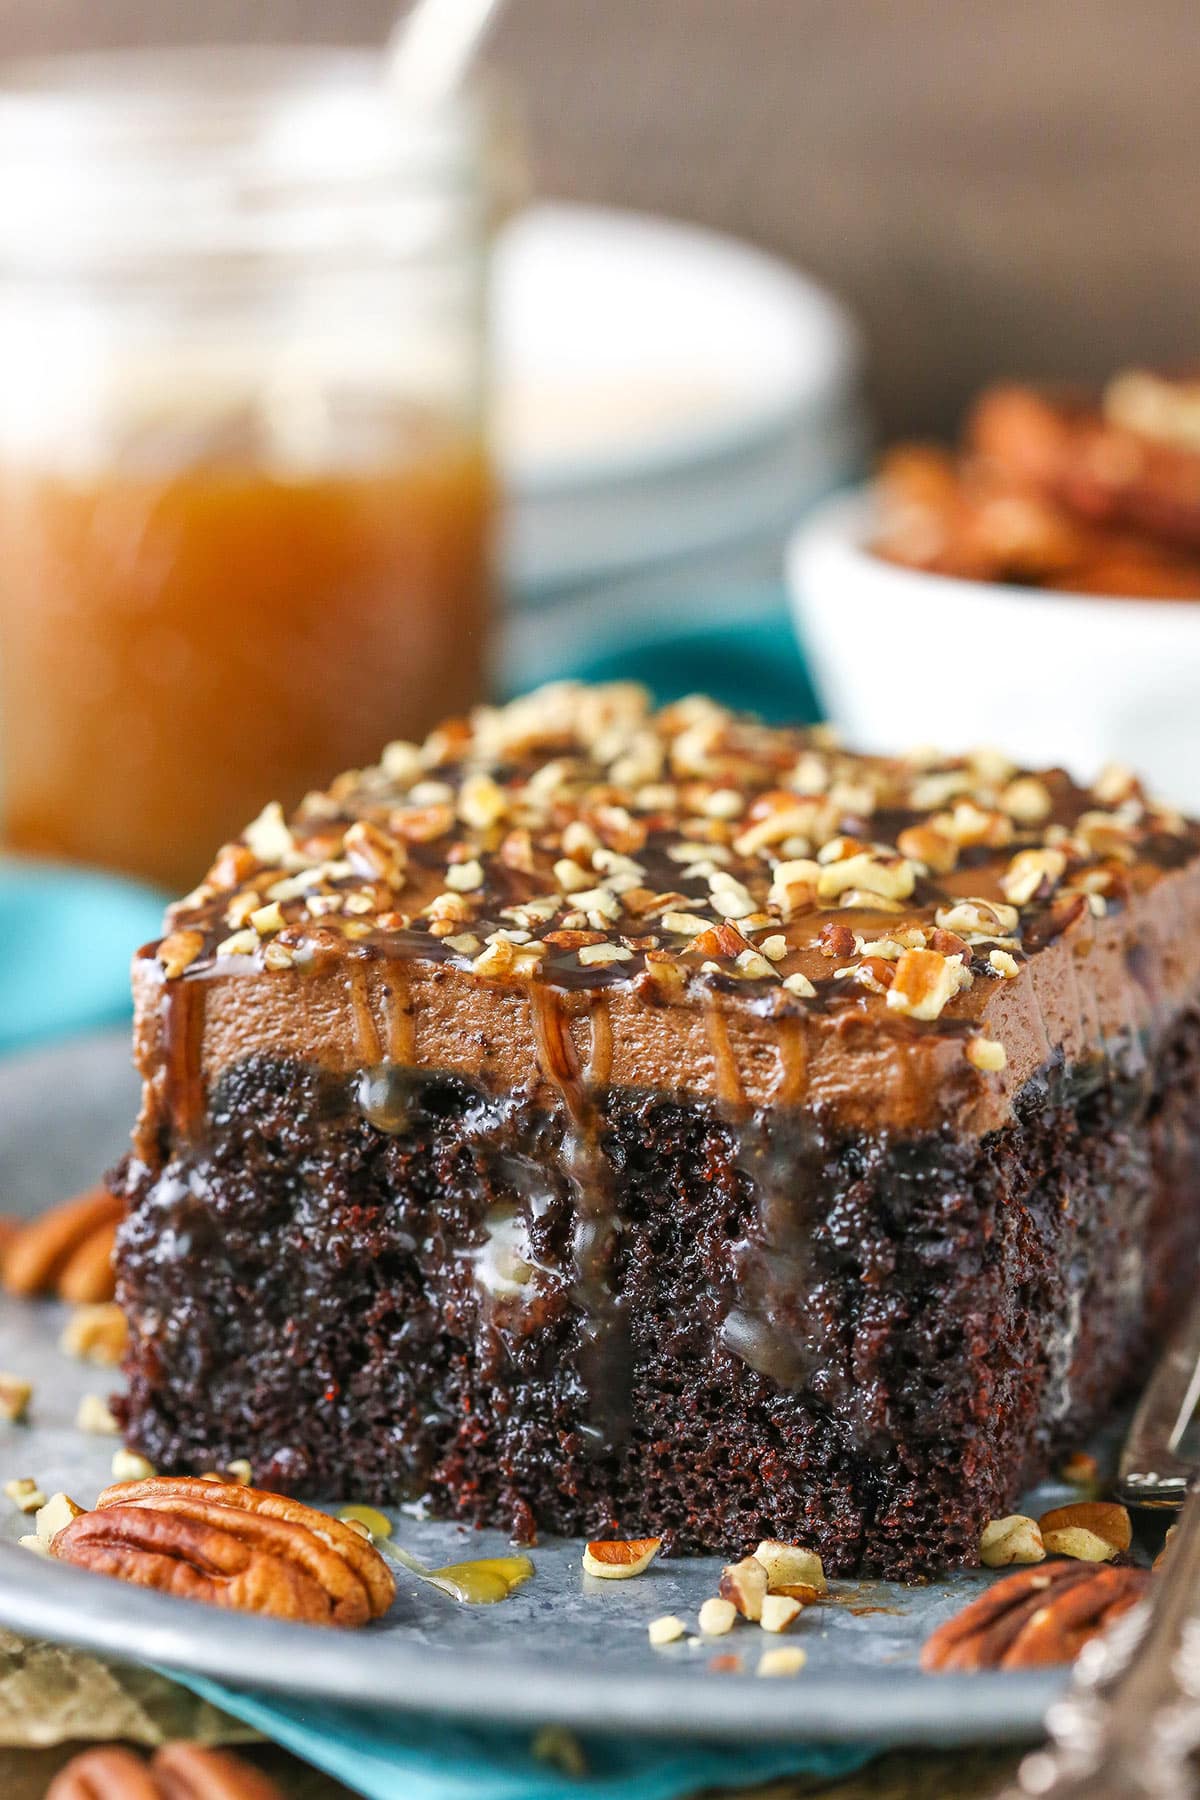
left=0, top=45, right=502, bottom=277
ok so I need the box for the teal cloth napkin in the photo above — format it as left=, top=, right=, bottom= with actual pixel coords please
left=168, top=1675, right=874, bottom=1800
left=560, top=602, right=820, bottom=726
left=0, top=859, right=166, bottom=1055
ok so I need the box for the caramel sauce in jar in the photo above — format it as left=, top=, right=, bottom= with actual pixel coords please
left=0, top=48, right=506, bottom=890
left=0, top=431, right=491, bottom=889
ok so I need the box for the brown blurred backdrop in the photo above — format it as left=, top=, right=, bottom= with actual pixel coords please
left=3, top=0, right=1196, bottom=437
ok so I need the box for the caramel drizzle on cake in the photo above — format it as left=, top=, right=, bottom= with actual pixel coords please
left=529, top=982, right=630, bottom=1441
left=148, top=684, right=1194, bottom=1035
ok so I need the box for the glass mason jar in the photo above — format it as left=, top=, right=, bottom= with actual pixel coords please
left=0, top=49, right=502, bottom=890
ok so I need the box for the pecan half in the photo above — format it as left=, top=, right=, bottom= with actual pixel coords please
left=152, top=1743, right=285, bottom=1799
left=52, top=1477, right=395, bottom=1628
left=47, top=1745, right=162, bottom=1798
left=2, top=1187, right=122, bottom=1302
left=47, top=1742, right=284, bottom=1799
left=921, top=1561, right=1150, bottom=1671
left=57, top=1217, right=121, bottom=1304
left=96, top=1477, right=395, bottom=1619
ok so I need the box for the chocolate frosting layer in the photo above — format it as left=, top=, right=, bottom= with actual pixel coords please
left=131, top=854, right=1200, bottom=1138
left=130, top=684, right=1200, bottom=1139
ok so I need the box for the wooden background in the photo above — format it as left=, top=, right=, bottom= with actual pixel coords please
left=2, top=0, right=1196, bottom=436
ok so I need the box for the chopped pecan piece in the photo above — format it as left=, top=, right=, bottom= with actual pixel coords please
left=752, top=1539, right=827, bottom=1596
left=51, top=1476, right=395, bottom=1628
left=719, top=1555, right=769, bottom=1620
left=897, top=823, right=958, bottom=874
left=688, top=921, right=755, bottom=959
left=581, top=1535, right=661, bottom=1579
left=60, top=1302, right=127, bottom=1365
left=816, top=922, right=856, bottom=959
left=921, top=1561, right=1149, bottom=1671
left=760, top=1593, right=803, bottom=1633
left=928, top=928, right=972, bottom=963
left=0, top=1373, right=32, bottom=1423
left=886, top=947, right=970, bottom=1021
left=1060, top=1450, right=1100, bottom=1488
left=156, top=929, right=206, bottom=981
left=390, top=802, right=455, bottom=844
left=1039, top=1499, right=1132, bottom=1559
left=979, top=1514, right=1044, bottom=1568
left=698, top=1595, right=738, bottom=1636
left=1023, top=891, right=1089, bottom=950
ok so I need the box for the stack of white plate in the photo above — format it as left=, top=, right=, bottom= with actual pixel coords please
left=493, top=204, right=867, bottom=688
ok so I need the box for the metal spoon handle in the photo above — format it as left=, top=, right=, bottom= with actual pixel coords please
left=385, top=0, right=506, bottom=103
left=1118, top=1291, right=1200, bottom=1510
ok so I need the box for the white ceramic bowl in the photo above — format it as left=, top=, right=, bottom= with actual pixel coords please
left=788, top=487, right=1200, bottom=809
left=494, top=204, right=866, bottom=598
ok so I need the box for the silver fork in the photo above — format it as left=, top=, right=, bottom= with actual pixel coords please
left=996, top=1294, right=1200, bottom=1800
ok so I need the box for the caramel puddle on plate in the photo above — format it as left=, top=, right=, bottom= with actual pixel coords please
left=828, top=1580, right=906, bottom=1619
left=388, top=1544, right=534, bottom=1603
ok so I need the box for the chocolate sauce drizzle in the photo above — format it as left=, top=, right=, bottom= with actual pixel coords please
left=347, top=972, right=636, bottom=1450
left=695, top=990, right=822, bottom=1394
left=529, top=985, right=632, bottom=1448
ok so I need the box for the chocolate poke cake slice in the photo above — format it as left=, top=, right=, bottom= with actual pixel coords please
left=113, top=684, right=1200, bottom=1577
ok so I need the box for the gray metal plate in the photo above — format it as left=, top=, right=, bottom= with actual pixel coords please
left=0, top=1031, right=1066, bottom=1745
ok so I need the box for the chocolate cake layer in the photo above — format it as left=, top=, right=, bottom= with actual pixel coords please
left=113, top=684, right=1200, bottom=1573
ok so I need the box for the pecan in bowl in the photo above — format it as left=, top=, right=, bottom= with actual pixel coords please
left=49, top=1476, right=395, bottom=1628
left=921, top=1560, right=1150, bottom=1672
